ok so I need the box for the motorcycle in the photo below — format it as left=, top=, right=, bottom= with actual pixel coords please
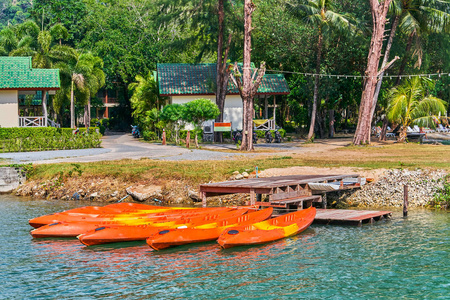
left=265, top=130, right=273, bottom=143
left=232, top=130, right=242, bottom=145
left=131, top=125, right=140, bottom=138
left=252, top=131, right=258, bottom=144
left=274, top=129, right=282, bottom=143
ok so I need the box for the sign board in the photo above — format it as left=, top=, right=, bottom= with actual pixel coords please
left=214, top=122, right=232, bottom=132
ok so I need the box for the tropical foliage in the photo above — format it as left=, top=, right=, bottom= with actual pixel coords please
left=387, top=77, right=447, bottom=141
left=0, top=0, right=449, bottom=142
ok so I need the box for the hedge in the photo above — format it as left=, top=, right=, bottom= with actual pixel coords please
left=0, top=127, right=102, bottom=153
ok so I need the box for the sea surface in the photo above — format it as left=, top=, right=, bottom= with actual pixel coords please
left=1, top=195, right=448, bottom=299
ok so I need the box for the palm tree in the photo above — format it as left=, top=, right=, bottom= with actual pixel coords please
left=289, top=0, right=355, bottom=141
left=373, top=0, right=450, bottom=116
left=393, top=0, right=450, bottom=84
left=129, top=72, right=161, bottom=127
left=386, top=77, right=447, bottom=142
left=65, top=52, right=105, bottom=128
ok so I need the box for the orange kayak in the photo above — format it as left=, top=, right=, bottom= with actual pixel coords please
left=30, top=207, right=232, bottom=238
left=78, top=208, right=249, bottom=246
left=147, top=207, right=273, bottom=250
left=29, top=205, right=205, bottom=229
left=217, top=207, right=316, bottom=249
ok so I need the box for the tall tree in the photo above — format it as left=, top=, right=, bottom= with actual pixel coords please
left=290, top=0, right=355, bottom=141
left=215, top=0, right=233, bottom=142
left=353, top=0, right=392, bottom=145
left=230, top=0, right=266, bottom=151
left=371, top=0, right=450, bottom=124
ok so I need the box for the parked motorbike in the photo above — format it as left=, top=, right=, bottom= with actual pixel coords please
left=232, top=130, right=242, bottom=145
left=274, top=129, right=282, bottom=143
left=265, top=130, right=273, bottom=143
left=252, top=131, right=258, bottom=144
left=131, top=125, right=140, bottom=138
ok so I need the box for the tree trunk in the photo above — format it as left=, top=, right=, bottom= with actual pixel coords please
left=353, top=0, right=392, bottom=145
left=84, top=104, right=89, bottom=128
left=229, top=0, right=266, bottom=151
left=70, top=79, right=75, bottom=129
left=215, top=0, right=232, bottom=143
left=307, top=30, right=323, bottom=141
left=371, top=15, right=399, bottom=122
left=379, top=117, right=388, bottom=141
left=329, top=109, right=335, bottom=138
left=395, top=32, right=415, bottom=86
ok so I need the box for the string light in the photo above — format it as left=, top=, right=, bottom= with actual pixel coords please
left=254, top=68, right=450, bottom=79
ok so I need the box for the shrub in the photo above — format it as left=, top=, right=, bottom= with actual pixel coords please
left=0, top=128, right=102, bottom=153
left=142, top=130, right=158, bottom=141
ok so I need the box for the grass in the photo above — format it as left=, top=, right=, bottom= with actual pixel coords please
left=23, top=142, right=450, bottom=186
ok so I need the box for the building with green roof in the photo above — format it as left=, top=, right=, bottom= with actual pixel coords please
left=157, top=63, right=289, bottom=130
left=0, top=56, right=60, bottom=128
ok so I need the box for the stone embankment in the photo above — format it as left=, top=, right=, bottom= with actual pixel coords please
left=347, top=169, right=448, bottom=208
left=13, top=168, right=448, bottom=209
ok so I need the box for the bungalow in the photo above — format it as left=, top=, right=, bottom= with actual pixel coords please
left=157, top=63, right=290, bottom=130
left=0, top=56, right=60, bottom=128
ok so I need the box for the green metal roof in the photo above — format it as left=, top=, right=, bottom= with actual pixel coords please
left=0, top=56, right=60, bottom=90
left=157, top=63, right=289, bottom=96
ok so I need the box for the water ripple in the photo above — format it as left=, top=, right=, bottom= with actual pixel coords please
left=0, top=196, right=448, bottom=299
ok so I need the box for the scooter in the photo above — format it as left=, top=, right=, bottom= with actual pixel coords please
left=131, top=125, right=140, bottom=138
left=233, top=130, right=242, bottom=145
left=265, top=130, right=273, bottom=143
left=274, top=129, right=282, bottom=143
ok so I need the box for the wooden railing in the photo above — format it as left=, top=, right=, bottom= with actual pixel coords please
left=19, top=116, right=47, bottom=127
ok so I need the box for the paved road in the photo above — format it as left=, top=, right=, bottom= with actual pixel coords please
left=0, top=134, right=255, bottom=164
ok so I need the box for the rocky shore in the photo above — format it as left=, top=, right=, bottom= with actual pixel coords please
left=345, top=168, right=448, bottom=208
left=13, top=168, right=448, bottom=209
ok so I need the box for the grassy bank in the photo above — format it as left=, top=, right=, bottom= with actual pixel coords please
left=26, top=143, right=450, bottom=185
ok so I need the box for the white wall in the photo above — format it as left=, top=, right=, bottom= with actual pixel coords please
left=0, top=90, right=18, bottom=128
left=171, top=94, right=243, bottom=130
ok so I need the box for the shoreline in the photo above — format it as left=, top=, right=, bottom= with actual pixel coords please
left=13, top=166, right=449, bottom=210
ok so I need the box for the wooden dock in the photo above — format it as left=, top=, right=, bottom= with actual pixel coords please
left=199, top=174, right=363, bottom=208
left=314, top=209, right=392, bottom=226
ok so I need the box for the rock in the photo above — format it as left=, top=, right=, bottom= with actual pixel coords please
left=110, top=191, right=118, bottom=198
left=188, top=190, right=201, bottom=202
left=235, top=174, right=244, bottom=180
left=232, top=171, right=240, bottom=175
left=242, top=172, right=249, bottom=178
left=126, top=185, right=163, bottom=202
left=89, top=192, right=99, bottom=199
left=71, top=192, right=80, bottom=200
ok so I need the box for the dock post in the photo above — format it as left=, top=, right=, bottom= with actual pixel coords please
left=250, top=189, right=256, bottom=206
left=162, top=129, right=166, bottom=145
left=202, top=191, right=207, bottom=208
left=322, top=193, right=327, bottom=209
left=403, top=185, right=408, bottom=217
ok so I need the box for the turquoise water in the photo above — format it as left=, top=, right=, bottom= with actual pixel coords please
left=1, top=195, right=448, bottom=299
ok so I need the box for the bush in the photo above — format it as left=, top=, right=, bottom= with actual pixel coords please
left=142, top=130, right=158, bottom=141
left=0, top=128, right=102, bottom=153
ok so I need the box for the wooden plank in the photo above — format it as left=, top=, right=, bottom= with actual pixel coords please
left=254, top=202, right=286, bottom=208
left=314, top=209, right=392, bottom=224
left=271, top=195, right=322, bottom=204
left=270, top=190, right=311, bottom=201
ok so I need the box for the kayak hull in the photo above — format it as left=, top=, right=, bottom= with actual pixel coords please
left=217, top=207, right=316, bottom=249
left=78, top=208, right=249, bottom=246
left=147, top=208, right=274, bottom=250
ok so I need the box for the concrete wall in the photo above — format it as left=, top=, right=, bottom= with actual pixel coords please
left=0, top=167, right=25, bottom=193
left=171, top=95, right=243, bottom=130
left=0, top=90, right=18, bottom=128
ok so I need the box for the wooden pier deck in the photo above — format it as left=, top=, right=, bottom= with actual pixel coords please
left=199, top=174, right=363, bottom=208
left=314, top=209, right=392, bottom=226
